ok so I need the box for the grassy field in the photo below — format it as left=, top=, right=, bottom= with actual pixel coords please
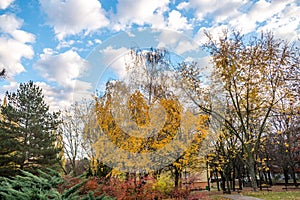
left=207, top=186, right=300, bottom=200
left=245, top=191, right=300, bottom=200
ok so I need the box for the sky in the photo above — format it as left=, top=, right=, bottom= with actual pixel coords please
left=0, top=0, right=299, bottom=111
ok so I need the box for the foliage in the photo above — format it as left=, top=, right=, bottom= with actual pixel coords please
left=102, top=176, right=162, bottom=200
left=154, top=172, right=174, bottom=195
left=0, top=169, right=62, bottom=199
left=0, top=169, right=114, bottom=200
left=0, top=81, right=61, bottom=176
left=180, top=30, right=300, bottom=191
left=93, top=48, right=208, bottom=191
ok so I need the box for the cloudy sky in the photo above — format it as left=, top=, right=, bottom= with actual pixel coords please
left=0, top=0, right=299, bottom=110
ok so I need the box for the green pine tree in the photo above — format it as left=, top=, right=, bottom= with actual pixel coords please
left=0, top=81, right=61, bottom=176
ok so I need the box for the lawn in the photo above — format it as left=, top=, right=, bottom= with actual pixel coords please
left=207, top=187, right=300, bottom=200
left=245, top=191, right=300, bottom=200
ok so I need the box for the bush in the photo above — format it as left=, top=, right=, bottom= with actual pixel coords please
left=0, top=169, right=114, bottom=200
left=153, top=173, right=174, bottom=195
left=102, top=176, right=162, bottom=200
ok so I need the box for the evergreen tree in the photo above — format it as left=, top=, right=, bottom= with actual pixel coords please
left=0, top=81, right=61, bottom=176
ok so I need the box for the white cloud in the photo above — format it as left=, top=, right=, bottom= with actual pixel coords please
left=0, top=14, right=35, bottom=78
left=0, top=81, right=18, bottom=93
left=175, top=39, right=198, bottom=54
left=34, top=49, right=93, bottom=110
left=113, top=0, right=169, bottom=30
left=247, top=0, right=291, bottom=24
left=189, top=0, right=244, bottom=22
left=257, top=1, right=300, bottom=41
left=56, top=40, right=75, bottom=50
left=157, top=29, right=183, bottom=49
left=34, top=50, right=89, bottom=88
left=99, top=46, right=130, bottom=78
left=35, top=81, right=92, bottom=111
left=228, top=13, right=257, bottom=34
left=200, top=0, right=298, bottom=38
left=0, top=0, right=14, bottom=9
left=157, top=29, right=198, bottom=54
left=94, top=39, right=102, bottom=44
left=177, top=1, right=190, bottom=10
left=40, top=0, right=109, bottom=40
left=167, top=10, right=192, bottom=31
left=194, top=25, right=229, bottom=45
left=0, top=13, right=21, bottom=32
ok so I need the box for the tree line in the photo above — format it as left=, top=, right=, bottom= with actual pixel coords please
left=0, top=30, right=299, bottom=195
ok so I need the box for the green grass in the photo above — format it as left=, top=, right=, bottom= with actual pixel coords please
left=245, top=191, right=300, bottom=200
left=208, top=190, right=300, bottom=200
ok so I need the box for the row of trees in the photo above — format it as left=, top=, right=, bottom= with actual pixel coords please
left=0, top=30, right=299, bottom=195
left=183, top=31, right=299, bottom=192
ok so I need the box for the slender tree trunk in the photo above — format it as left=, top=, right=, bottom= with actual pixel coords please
left=290, top=166, right=298, bottom=187
left=232, top=166, right=236, bottom=191
left=267, top=170, right=273, bottom=186
left=237, top=165, right=243, bottom=190
left=225, top=173, right=231, bottom=194
left=174, top=167, right=180, bottom=189
left=259, top=170, right=262, bottom=190
left=248, top=155, right=258, bottom=191
left=72, top=157, right=77, bottom=176
left=216, top=170, right=220, bottom=191
left=220, top=171, right=226, bottom=192
left=283, top=168, right=289, bottom=186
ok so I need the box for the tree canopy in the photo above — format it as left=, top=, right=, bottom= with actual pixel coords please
left=0, top=81, right=62, bottom=176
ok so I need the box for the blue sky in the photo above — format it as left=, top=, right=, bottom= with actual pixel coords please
left=0, top=0, right=299, bottom=110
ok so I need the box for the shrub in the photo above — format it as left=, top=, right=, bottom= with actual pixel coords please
left=0, top=169, right=114, bottom=200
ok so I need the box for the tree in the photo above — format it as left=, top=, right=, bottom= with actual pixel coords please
left=0, top=68, right=5, bottom=78
left=265, top=93, right=300, bottom=187
left=0, top=81, right=61, bottom=176
left=94, top=48, right=208, bottom=189
left=180, top=30, right=300, bottom=191
left=59, top=103, right=85, bottom=176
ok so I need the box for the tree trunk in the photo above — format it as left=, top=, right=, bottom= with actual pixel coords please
left=283, top=168, right=289, bottom=186
left=232, top=166, right=236, bottom=191
left=248, top=155, right=258, bottom=191
left=174, top=167, right=180, bottom=188
left=237, top=165, right=243, bottom=190
left=225, top=173, right=231, bottom=194
left=220, top=171, right=226, bottom=192
left=290, top=166, right=298, bottom=187
left=216, top=170, right=220, bottom=191
left=267, top=170, right=273, bottom=186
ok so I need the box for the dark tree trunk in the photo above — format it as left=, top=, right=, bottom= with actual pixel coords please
left=283, top=168, right=289, bottom=186
left=267, top=170, right=273, bottom=186
left=174, top=167, right=180, bottom=188
left=232, top=166, right=236, bottom=191
left=220, top=171, right=226, bottom=192
left=290, top=166, right=298, bottom=187
left=216, top=170, right=220, bottom=191
left=225, top=174, right=231, bottom=194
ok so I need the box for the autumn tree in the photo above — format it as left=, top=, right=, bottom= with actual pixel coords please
left=93, top=48, right=208, bottom=188
left=180, top=30, right=300, bottom=191
left=264, top=92, right=300, bottom=186
left=0, top=81, right=61, bottom=176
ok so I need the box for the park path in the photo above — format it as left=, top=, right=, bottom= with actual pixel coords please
left=224, top=194, right=263, bottom=200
